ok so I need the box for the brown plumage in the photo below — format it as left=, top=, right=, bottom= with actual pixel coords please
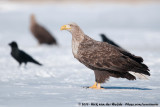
left=61, top=23, right=150, bottom=89
left=30, top=14, right=57, bottom=45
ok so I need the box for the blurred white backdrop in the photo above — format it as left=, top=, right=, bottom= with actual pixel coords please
left=0, top=1, right=160, bottom=107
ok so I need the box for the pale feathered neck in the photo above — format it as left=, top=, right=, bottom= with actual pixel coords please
left=70, top=25, right=85, bottom=57
left=70, top=26, right=85, bottom=43
left=31, top=16, right=37, bottom=25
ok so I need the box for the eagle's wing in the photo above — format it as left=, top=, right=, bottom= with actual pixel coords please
left=32, top=24, right=57, bottom=44
left=78, top=40, right=149, bottom=75
left=118, top=48, right=143, bottom=63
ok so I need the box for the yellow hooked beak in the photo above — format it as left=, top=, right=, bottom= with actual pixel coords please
left=60, top=25, right=71, bottom=30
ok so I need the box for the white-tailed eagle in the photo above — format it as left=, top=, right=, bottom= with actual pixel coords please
left=30, top=14, right=57, bottom=45
left=61, top=23, right=150, bottom=89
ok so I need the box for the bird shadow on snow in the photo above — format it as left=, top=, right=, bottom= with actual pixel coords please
left=83, top=86, right=151, bottom=90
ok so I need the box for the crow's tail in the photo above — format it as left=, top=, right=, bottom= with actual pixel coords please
left=30, top=59, right=42, bottom=66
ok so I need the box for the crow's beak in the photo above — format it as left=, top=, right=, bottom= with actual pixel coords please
left=8, top=43, right=11, bottom=46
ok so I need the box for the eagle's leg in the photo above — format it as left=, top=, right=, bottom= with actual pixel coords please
left=37, top=43, right=41, bottom=47
left=97, top=83, right=104, bottom=89
left=89, top=82, right=97, bottom=88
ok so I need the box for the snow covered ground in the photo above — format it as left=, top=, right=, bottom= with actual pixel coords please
left=0, top=2, right=160, bottom=107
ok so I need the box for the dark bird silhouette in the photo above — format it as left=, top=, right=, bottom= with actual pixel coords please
left=100, top=34, right=121, bottom=48
left=9, top=41, right=42, bottom=66
left=61, top=23, right=150, bottom=89
left=30, top=14, right=57, bottom=45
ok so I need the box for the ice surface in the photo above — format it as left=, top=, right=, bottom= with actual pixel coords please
left=0, top=2, right=160, bottom=107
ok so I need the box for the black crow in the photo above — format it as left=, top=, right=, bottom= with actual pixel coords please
left=100, top=34, right=121, bottom=48
left=9, top=41, right=42, bottom=66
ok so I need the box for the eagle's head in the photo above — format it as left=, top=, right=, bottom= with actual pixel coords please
left=30, top=14, right=36, bottom=25
left=61, top=23, right=85, bottom=47
left=60, top=23, right=82, bottom=34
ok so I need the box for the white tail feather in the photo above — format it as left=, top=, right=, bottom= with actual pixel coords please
left=129, top=71, right=149, bottom=80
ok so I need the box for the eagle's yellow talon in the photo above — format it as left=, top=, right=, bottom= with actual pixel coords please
left=89, top=86, right=97, bottom=88
left=89, top=82, right=97, bottom=88
left=89, top=82, right=104, bottom=89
